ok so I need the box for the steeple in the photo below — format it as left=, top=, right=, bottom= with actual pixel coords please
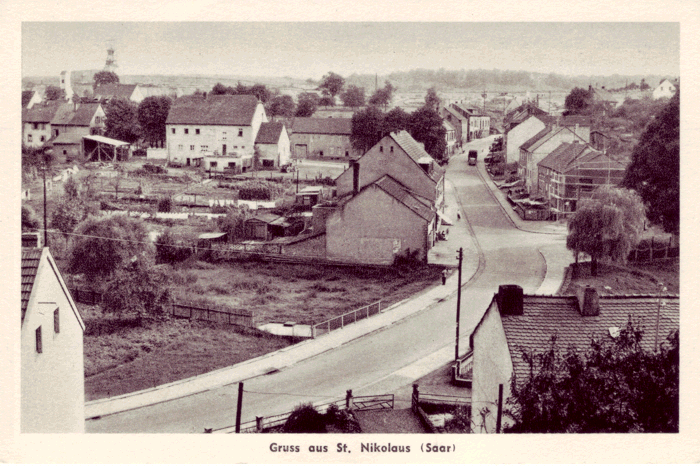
left=104, top=42, right=118, bottom=73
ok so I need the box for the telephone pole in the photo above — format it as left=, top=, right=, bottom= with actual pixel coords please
left=455, top=247, right=463, bottom=360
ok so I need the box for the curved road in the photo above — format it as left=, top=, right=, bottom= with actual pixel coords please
left=87, top=140, right=565, bottom=433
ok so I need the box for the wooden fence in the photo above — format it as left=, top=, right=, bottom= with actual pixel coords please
left=628, top=236, right=679, bottom=263
left=311, top=301, right=382, bottom=338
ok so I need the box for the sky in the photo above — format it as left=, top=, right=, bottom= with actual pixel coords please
left=22, top=22, right=680, bottom=81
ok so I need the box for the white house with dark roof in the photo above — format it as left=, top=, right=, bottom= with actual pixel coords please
left=254, top=121, right=290, bottom=168
left=288, top=117, right=359, bottom=159
left=22, top=101, right=62, bottom=148
left=166, top=94, right=268, bottom=169
left=465, top=284, right=679, bottom=433
left=652, top=79, right=678, bottom=100
left=21, top=248, right=85, bottom=433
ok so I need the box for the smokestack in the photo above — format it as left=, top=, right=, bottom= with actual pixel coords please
left=497, top=284, right=523, bottom=316
left=576, top=285, right=600, bottom=316
left=352, top=160, right=360, bottom=195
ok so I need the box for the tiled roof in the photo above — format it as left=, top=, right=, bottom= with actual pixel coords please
left=501, top=294, right=680, bottom=386
left=591, top=87, right=616, bottom=102
left=559, top=115, right=593, bottom=127
left=290, top=117, right=352, bottom=135
left=22, top=101, right=61, bottom=123
left=21, top=248, right=42, bottom=323
left=22, top=91, right=34, bottom=108
left=537, top=142, right=589, bottom=172
left=373, top=175, right=434, bottom=222
left=166, top=94, right=260, bottom=126
left=248, top=213, right=282, bottom=224
left=520, top=127, right=553, bottom=152
left=443, top=121, right=456, bottom=132
left=442, top=106, right=468, bottom=122
left=390, top=130, right=444, bottom=183
left=52, top=133, right=84, bottom=145
left=94, top=83, right=137, bottom=100
left=51, top=103, right=100, bottom=127
left=255, top=122, right=284, bottom=144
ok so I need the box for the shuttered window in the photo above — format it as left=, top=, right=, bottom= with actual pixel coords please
left=54, top=309, right=60, bottom=334
left=36, top=327, right=42, bottom=353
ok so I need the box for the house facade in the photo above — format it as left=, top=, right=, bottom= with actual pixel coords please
left=255, top=122, right=291, bottom=168
left=93, top=83, right=146, bottom=103
left=21, top=248, right=85, bottom=433
left=335, top=131, right=444, bottom=209
left=505, top=115, right=548, bottom=165
left=289, top=117, right=359, bottom=159
left=451, top=103, right=491, bottom=141
left=326, top=175, right=436, bottom=265
left=166, top=94, right=268, bottom=167
left=22, top=102, right=61, bottom=148
left=50, top=102, right=106, bottom=162
left=537, top=142, right=626, bottom=218
left=443, top=121, right=457, bottom=157
left=469, top=285, right=679, bottom=433
left=440, top=106, right=468, bottom=145
left=653, top=79, right=678, bottom=100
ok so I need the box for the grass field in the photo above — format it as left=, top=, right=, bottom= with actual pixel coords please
left=83, top=260, right=443, bottom=400
left=563, top=258, right=679, bottom=295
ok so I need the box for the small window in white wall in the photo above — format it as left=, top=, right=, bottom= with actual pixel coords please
left=172, top=128, right=176, bottom=134
left=190, top=145, right=195, bottom=151
left=35, top=326, right=42, bottom=353
left=238, top=129, right=243, bottom=137
left=196, top=129, right=200, bottom=135
left=28, top=135, right=33, bottom=143
left=178, top=144, right=183, bottom=150
left=201, top=145, right=208, bottom=151
left=185, top=129, right=189, bottom=135
left=222, top=132, right=227, bottom=140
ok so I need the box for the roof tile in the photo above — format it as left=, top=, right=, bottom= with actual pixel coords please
left=166, top=94, right=260, bottom=126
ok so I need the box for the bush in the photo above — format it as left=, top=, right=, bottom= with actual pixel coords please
left=236, top=179, right=288, bottom=201
left=155, top=229, right=194, bottom=264
left=157, top=197, right=173, bottom=213
left=22, top=205, right=40, bottom=231
left=283, top=403, right=327, bottom=433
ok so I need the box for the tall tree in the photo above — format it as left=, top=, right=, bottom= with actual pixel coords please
left=409, top=106, right=447, bottom=162
left=564, top=87, right=592, bottom=115
left=266, top=94, right=295, bottom=119
left=350, top=106, right=385, bottom=153
left=424, top=87, right=441, bottom=112
left=506, top=321, right=679, bottom=433
left=384, top=107, right=411, bottom=134
left=93, top=70, right=120, bottom=88
left=318, top=72, right=345, bottom=99
left=137, top=96, right=172, bottom=148
left=622, top=91, right=680, bottom=234
left=369, top=81, right=397, bottom=111
left=340, top=85, right=366, bottom=109
left=105, top=97, right=140, bottom=143
left=566, top=186, right=646, bottom=276
left=102, top=261, right=171, bottom=322
left=50, top=177, right=97, bottom=237
left=295, top=92, right=320, bottom=117
left=45, top=85, right=64, bottom=101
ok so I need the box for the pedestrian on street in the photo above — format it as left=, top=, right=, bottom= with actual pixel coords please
left=457, top=212, right=461, bottom=221
left=442, top=269, right=448, bottom=285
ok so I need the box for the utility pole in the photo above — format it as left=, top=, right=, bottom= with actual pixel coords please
left=455, top=247, right=463, bottom=360
left=496, top=383, right=504, bottom=433
left=235, top=382, right=244, bottom=433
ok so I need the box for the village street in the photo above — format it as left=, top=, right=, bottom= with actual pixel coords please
left=86, top=138, right=567, bottom=433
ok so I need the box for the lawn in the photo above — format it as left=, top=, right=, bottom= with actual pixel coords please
left=563, top=258, right=679, bottom=295
left=83, top=260, right=443, bottom=401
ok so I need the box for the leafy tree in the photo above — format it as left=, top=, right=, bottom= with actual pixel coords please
left=384, top=107, right=411, bottom=134
left=45, top=85, right=64, bottom=101
left=266, top=94, right=295, bottom=118
left=622, top=91, right=679, bottom=234
left=318, top=72, right=345, bottom=99
left=318, top=95, right=335, bottom=106
left=68, top=215, right=153, bottom=279
left=105, top=97, right=140, bottom=143
left=50, top=176, right=97, bottom=236
left=101, top=261, right=171, bottom=321
left=566, top=186, right=646, bottom=276
left=295, top=92, right=320, bottom=117
left=640, top=78, right=650, bottom=91
left=93, top=70, right=120, bottom=88
left=137, top=96, right=172, bottom=148
left=22, top=205, right=40, bottom=231
left=424, top=87, right=441, bottom=112
left=248, top=83, right=272, bottom=103
left=564, top=87, right=592, bottom=115
left=506, top=321, right=679, bottom=433
left=217, top=207, right=250, bottom=243
left=409, top=106, right=447, bottom=162
left=340, top=85, right=365, bottom=109
left=155, top=228, right=194, bottom=264
left=368, top=80, right=396, bottom=111
left=350, top=105, right=385, bottom=153
left=211, top=82, right=231, bottom=95
left=211, top=82, right=271, bottom=103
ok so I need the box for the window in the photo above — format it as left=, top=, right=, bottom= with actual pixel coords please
left=238, top=129, right=243, bottom=137
left=35, top=327, right=42, bottom=353
left=190, top=145, right=195, bottom=151
left=40, top=136, right=45, bottom=142
left=27, top=134, right=32, bottom=143
left=40, top=123, right=45, bottom=130
left=380, top=146, right=383, bottom=152
left=54, top=129, right=59, bottom=137
left=242, top=146, right=245, bottom=149
left=196, top=129, right=200, bottom=135
left=233, top=146, right=238, bottom=149
left=54, top=309, right=60, bottom=333
left=178, top=144, right=183, bottom=150
left=33, top=123, right=38, bottom=130
left=390, top=146, right=394, bottom=153
left=94, top=117, right=100, bottom=125
left=63, top=150, right=67, bottom=156
left=228, top=162, right=236, bottom=168
left=172, top=128, right=176, bottom=134
left=210, top=161, right=218, bottom=168
left=222, top=132, right=227, bottom=140
left=201, top=145, right=208, bottom=151
left=184, top=128, right=189, bottom=135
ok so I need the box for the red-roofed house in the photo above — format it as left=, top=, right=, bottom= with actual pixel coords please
left=537, top=142, right=626, bottom=218
left=166, top=94, right=268, bottom=171
left=467, top=285, right=679, bottom=433
left=254, top=122, right=290, bottom=168
left=21, top=248, right=85, bottom=432
left=288, top=117, right=359, bottom=159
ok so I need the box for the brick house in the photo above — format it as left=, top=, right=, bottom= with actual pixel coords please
left=254, top=122, right=290, bottom=168
left=468, top=285, right=679, bottom=433
left=537, top=142, right=626, bottom=218
left=21, top=248, right=85, bottom=432
left=166, top=94, right=268, bottom=170
left=288, top=117, right=359, bottom=159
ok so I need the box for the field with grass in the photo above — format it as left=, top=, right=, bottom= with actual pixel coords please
left=563, top=258, right=679, bottom=295
left=83, top=260, right=443, bottom=400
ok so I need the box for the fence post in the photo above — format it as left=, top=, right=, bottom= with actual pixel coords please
left=366, top=306, right=370, bottom=319
left=256, top=416, right=264, bottom=432
left=235, top=382, right=244, bottom=433
left=341, top=314, right=344, bottom=328
left=346, top=389, right=353, bottom=409
left=311, top=321, right=315, bottom=339
left=354, top=309, right=357, bottom=324
left=412, top=384, right=419, bottom=413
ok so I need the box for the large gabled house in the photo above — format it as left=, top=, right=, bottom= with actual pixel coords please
left=537, top=142, right=626, bottom=218
left=451, top=103, right=490, bottom=141
left=165, top=94, right=268, bottom=171
left=467, top=284, right=679, bottom=433
left=21, top=248, right=85, bottom=432
left=50, top=102, right=106, bottom=162
left=22, top=101, right=62, bottom=148
left=505, top=114, right=550, bottom=165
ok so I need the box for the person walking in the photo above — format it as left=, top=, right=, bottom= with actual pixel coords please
left=442, top=268, right=448, bottom=285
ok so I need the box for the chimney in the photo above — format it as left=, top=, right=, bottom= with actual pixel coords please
left=497, top=284, right=523, bottom=316
left=576, top=285, right=600, bottom=316
left=351, top=160, right=360, bottom=195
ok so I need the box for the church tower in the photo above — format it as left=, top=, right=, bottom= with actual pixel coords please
left=104, top=43, right=118, bottom=73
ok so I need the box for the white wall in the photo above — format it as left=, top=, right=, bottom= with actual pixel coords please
left=146, top=148, right=167, bottom=159
left=21, top=251, right=84, bottom=433
left=506, top=116, right=546, bottom=165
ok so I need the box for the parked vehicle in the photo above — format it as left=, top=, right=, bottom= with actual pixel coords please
left=280, top=163, right=296, bottom=173
left=468, top=150, right=478, bottom=166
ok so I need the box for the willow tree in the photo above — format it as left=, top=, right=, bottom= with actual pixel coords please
left=566, top=186, right=646, bottom=276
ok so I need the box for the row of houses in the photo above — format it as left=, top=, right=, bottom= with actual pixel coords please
left=440, top=102, right=492, bottom=148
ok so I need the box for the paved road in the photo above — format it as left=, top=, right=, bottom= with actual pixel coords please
left=86, top=137, right=564, bottom=433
